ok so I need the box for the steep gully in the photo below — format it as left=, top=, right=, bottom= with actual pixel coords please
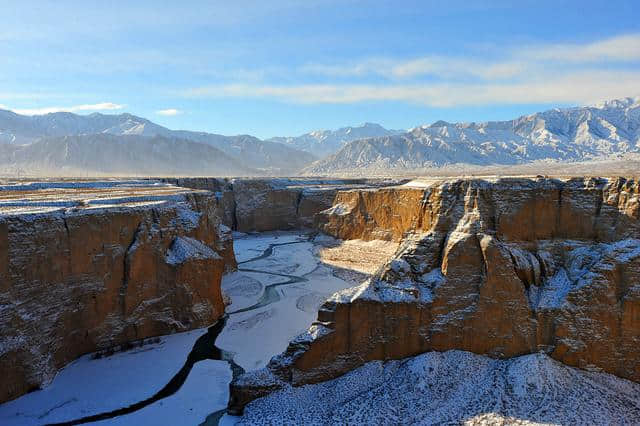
left=51, top=237, right=313, bottom=426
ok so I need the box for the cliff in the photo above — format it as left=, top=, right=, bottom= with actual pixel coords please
left=229, top=177, right=640, bottom=413
left=160, top=178, right=405, bottom=232
left=0, top=183, right=235, bottom=403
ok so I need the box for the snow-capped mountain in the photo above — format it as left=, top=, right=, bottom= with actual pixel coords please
left=268, top=122, right=403, bottom=157
left=303, top=97, right=640, bottom=175
left=0, top=110, right=169, bottom=144
left=0, top=134, right=255, bottom=177
left=0, top=110, right=316, bottom=175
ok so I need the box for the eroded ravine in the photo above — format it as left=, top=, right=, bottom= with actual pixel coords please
left=204, top=236, right=318, bottom=425
left=53, top=234, right=319, bottom=425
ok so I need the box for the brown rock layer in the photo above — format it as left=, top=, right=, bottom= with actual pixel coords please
left=0, top=192, right=234, bottom=403
left=161, top=178, right=406, bottom=232
left=229, top=177, right=640, bottom=413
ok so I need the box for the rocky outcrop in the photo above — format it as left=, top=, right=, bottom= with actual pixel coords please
left=229, top=177, right=640, bottom=413
left=158, top=178, right=237, bottom=229
left=0, top=191, right=235, bottom=403
left=316, top=186, right=429, bottom=240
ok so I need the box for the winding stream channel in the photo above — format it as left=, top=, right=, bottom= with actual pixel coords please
left=46, top=232, right=326, bottom=425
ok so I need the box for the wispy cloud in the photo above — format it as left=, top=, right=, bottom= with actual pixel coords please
left=156, top=108, right=182, bottom=116
left=185, top=70, right=640, bottom=107
left=299, top=33, right=640, bottom=81
left=300, top=56, right=527, bottom=81
left=521, top=33, right=640, bottom=63
left=182, top=33, right=640, bottom=108
left=0, top=102, right=124, bottom=115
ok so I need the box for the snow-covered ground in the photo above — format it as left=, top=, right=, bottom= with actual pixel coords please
left=0, top=180, right=202, bottom=216
left=217, top=232, right=360, bottom=372
left=0, top=328, right=231, bottom=426
left=239, top=350, right=640, bottom=425
left=231, top=232, right=308, bottom=263
left=313, top=234, right=399, bottom=280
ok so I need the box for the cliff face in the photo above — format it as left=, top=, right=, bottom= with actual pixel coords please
left=0, top=191, right=235, bottom=403
left=316, top=187, right=429, bottom=241
left=229, top=177, right=640, bottom=413
left=160, top=178, right=404, bottom=232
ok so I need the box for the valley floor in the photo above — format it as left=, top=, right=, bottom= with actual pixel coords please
left=0, top=231, right=397, bottom=425
left=0, top=329, right=231, bottom=425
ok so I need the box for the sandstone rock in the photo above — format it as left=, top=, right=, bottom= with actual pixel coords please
left=0, top=191, right=234, bottom=403
left=159, top=178, right=237, bottom=229
left=230, top=177, right=640, bottom=413
left=230, top=179, right=389, bottom=232
left=163, top=178, right=407, bottom=233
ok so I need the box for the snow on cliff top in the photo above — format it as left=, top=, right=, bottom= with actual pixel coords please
left=0, top=180, right=206, bottom=217
left=165, top=236, right=221, bottom=265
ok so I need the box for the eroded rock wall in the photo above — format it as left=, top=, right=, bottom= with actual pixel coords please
left=0, top=192, right=234, bottom=403
left=229, top=177, right=640, bottom=413
left=162, top=178, right=403, bottom=233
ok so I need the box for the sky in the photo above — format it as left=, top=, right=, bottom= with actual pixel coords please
left=1, top=0, right=639, bottom=138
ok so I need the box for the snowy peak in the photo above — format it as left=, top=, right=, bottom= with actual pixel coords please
left=268, top=122, right=404, bottom=157
left=303, top=96, right=640, bottom=175
left=593, top=96, right=640, bottom=110
left=428, top=120, right=452, bottom=128
left=0, top=109, right=172, bottom=144
left=0, top=109, right=316, bottom=176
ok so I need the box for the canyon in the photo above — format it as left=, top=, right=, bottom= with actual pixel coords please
left=0, top=177, right=398, bottom=407
left=0, top=176, right=639, bottom=424
left=228, top=176, right=640, bottom=417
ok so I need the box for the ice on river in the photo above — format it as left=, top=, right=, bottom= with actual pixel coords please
left=232, top=232, right=308, bottom=263
left=217, top=232, right=356, bottom=372
left=0, top=327, right=231, bottom=426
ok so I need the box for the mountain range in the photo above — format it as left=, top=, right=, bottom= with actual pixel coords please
left=303, top=97, right=640, bottom=175
left=0, top=96, right=638, bottom=176
left=0, top=110, right=317, bottom=176
left=268, top=122, right=403, bottom=157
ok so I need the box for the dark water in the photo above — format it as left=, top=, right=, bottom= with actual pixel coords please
left=49, top=234, right=311, bottom=425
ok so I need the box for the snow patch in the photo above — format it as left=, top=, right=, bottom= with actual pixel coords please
left=165, top=236, right=220, bottom=265
left=239, top=350, right=640, bottom=425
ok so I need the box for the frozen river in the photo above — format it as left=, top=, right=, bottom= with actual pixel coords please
left=0, top=231, right=378, bottom=425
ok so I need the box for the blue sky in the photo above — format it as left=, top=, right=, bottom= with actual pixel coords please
left=1, top=0, right=639, bottom=138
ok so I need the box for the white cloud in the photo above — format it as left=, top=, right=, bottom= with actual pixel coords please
left=388, top=57, right=526, bottom=80
left=521, top=33, right=640, bottom=63
left=185, top=70, right=640, bottom=107
left=298, top=33, right=640, bottom=82
left=156, top=108, right=182, bottom=116
left=182, top=32, right=640, bottom=108
left=1, top=102, right=124, bottom=115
